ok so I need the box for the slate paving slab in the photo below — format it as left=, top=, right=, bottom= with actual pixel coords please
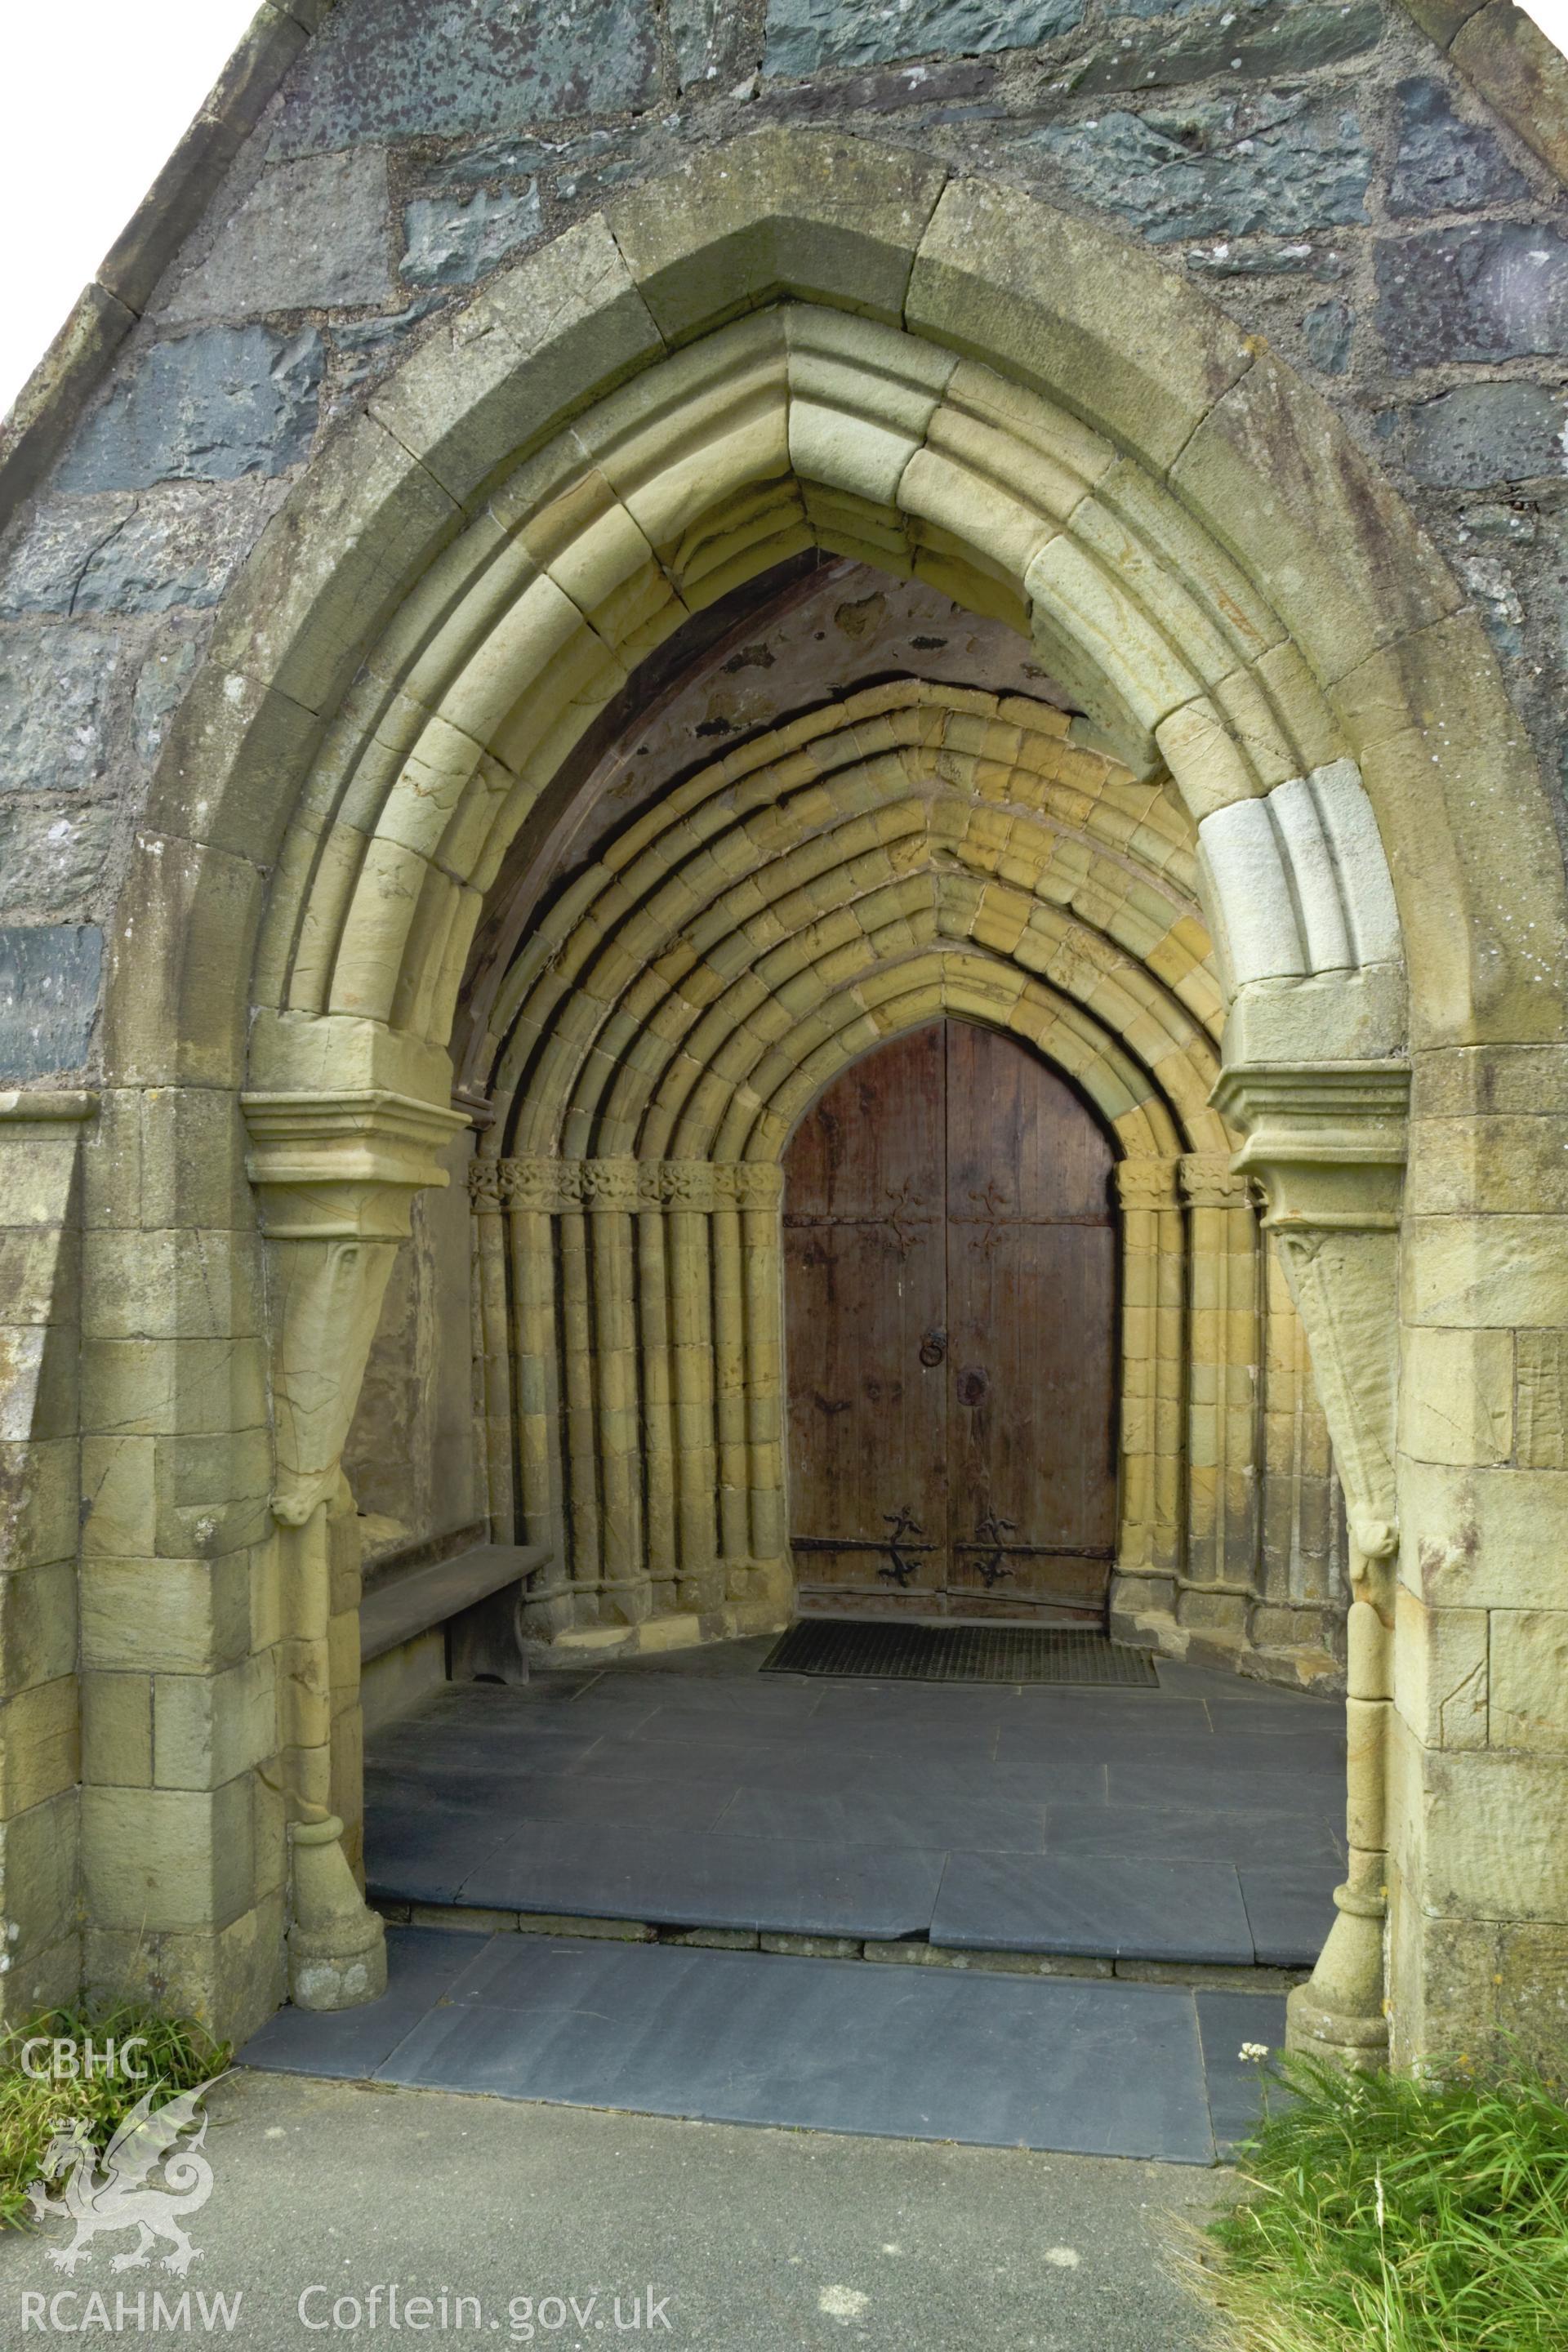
left=363, top=1801, right=519, bottom=1904
left=1196, top=1989, right=1292, bottom=2152
left=363, top=1655, right=1344, bottom=1967
left=367, top=1764, right=735, bottom=1835
left=716, top=1783, right=1052, bottom=1854
left=368, top=1931, right=1220, bottom=2162
left=1106, top=1757, right=1343, bottom=1815
left=238, top=1927, right=482, bottom=2079
left=1239, top=1862, right=1340, bottom=1966
left=627, top=1706, right=1000, bottom=1757
left=933, top=1851, right=1254, bottom=1963
left=457, top=1818, right=948, bottom=1937
left=571, top=1674, right=827, bottom=1718
left=1041, top=1801, right=1344, bottom=1867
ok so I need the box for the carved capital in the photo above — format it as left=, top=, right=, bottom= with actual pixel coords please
left=1114, top=1156, right=1180, bottom=1210
left=1178, top=1152, right=1255, bottom=1212
left=1211, top=1061, right=1409, bottom=1232
left=243, top=1090, right=470, bottom=1526
left=477, top=1156, right=786, bottom=1214
left=1213, top=1059, right=1409, bottom=1543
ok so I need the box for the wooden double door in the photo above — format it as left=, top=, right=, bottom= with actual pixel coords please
left=783, top=1021, right=1118, bottom=1621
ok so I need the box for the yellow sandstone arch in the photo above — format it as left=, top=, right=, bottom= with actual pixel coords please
left=461, top=681, right=1243, bottom=1654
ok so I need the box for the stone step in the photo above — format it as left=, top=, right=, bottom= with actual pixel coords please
left=241, top=1922, right=1289, bottom=2163
left=370, top=1894, right=1308, bottom=1994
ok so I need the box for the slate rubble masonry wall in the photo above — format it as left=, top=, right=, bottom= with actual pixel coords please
left=2, top=0, right=1566, bottom=1080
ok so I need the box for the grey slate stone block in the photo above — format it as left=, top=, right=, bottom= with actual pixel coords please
left=332, top=296, right=447, bottom=390
left=1404, top=382, right=1568, bottom=488
left=671, top=0, right=761, bottom=90
left=368, top=1764, right=733, bottom=1834
left=1027, top=92, right=1370, bottom=242
left=1377, top=224, right=1568, bottom=366
left=1043, top=1801, right=1344, bottom=1866
left=0, top=807, right=115, bottom=916
left=133, top=635, right=204, bottom=768
left=1303, top=297, right=1353, bottom=374
left=432, top=128, right=624, bottom=184
left=58, top=327, right=324, bottom=492
left=0, top=624, right=126, bottom=790
left=1071, top=0, right=1382, bottom=98
left=0, top=483, right=283, bottom=620
left=400, top=185, right=545, bottom=287
left=163, top=151, right=394, bottom=325
left=239, top=1926, right=488, bottom=2078
left=0, top=926, right=103, bottom=1080
left=764, top=0, right=1084, bottom=78
left=718, top=1782, right=1049, bottom=1852
left=273, top=0, right=658, bottom=153
left=1388, top=77, right=1530, bottom=220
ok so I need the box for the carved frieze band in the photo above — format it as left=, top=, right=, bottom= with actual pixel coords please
left=470, top=1157, right=786, bottom=1211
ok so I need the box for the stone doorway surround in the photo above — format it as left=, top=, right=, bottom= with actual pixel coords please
left=4, top=131, right=1566, bottom=2084
left=466, top=679, right=1352, bottom=1670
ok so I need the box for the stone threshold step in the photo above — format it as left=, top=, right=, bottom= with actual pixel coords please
left=373, top=1898, right=1307, bottom=1994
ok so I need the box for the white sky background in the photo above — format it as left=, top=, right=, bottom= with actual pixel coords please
left=3, top=0, right=1568, bottom=422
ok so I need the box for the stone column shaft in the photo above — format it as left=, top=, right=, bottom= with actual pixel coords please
left=1111, top=1156, right=1184, bottom=1637
left=1214, top=1060, right=1409, bottom=2067
left=1179, top=1152, right=1262, bottom=1625
left=638, top=1204, right=679, bottom=1602
left=242, top=1088, right=470, bottom=2011
left=743, top=1199, right=786, bottom=1566
left=590, top=1202, right=644, bottom=1602
left=470, top=1174, right=515, bottom=1540
left=509, top=1202, right=565, bottom=1568
left=712, top=1204, right=751, bottom=1575
left=670, top=1206, right=718, bottom=1582
left=556, top=1204, right=601, bottom=1588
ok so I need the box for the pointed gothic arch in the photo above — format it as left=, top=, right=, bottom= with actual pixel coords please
left=78, top=128, right=1568, bottom=2069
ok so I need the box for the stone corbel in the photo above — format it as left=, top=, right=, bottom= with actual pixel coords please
left=243, top=1090, right=471, bottom=1527
left=1211, top=1062, right=1408, bottom=1552
left=1212, top=1058, right=1409, bottom=2069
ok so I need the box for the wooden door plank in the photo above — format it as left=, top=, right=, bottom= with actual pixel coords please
left=944, top=1021, right=1118, bottom=1624
left=784, top=1025, right=949, bottom=1607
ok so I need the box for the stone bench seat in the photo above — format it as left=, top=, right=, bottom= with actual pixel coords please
left=360, top=1544, right=550, bottom=1730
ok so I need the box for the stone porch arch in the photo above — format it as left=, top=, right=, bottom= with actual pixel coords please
left=87, top=129, right=1568, bottom=2070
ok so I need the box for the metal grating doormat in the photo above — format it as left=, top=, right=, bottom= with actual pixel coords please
left=761, top=1619, right=1160, bottom=1686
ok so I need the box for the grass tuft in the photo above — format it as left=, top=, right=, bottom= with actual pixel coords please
left=0, top=2004, right=229, bottom=2231
left=1184, top=2049, right=1568, bottom=2352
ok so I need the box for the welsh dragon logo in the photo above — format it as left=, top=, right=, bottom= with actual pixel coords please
left=25, top=2078, right=220, bottom=2275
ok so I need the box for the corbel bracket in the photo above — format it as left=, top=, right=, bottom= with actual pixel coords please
left=242, top=1089, right=470, bottom=1526
left=1212, top=1060, right=1409, bottom=1547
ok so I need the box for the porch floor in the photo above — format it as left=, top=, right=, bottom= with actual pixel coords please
left=359, top=1638, right=1347, bottom=1967
left=241, top=1643, right=1343, bottom=2162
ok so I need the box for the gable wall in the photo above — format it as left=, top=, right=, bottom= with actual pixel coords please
left=1, top=0, right=1566, bottom=1084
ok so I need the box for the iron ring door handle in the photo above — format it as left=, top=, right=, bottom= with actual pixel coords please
left=919, top=1328, right=947, bottom=1368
